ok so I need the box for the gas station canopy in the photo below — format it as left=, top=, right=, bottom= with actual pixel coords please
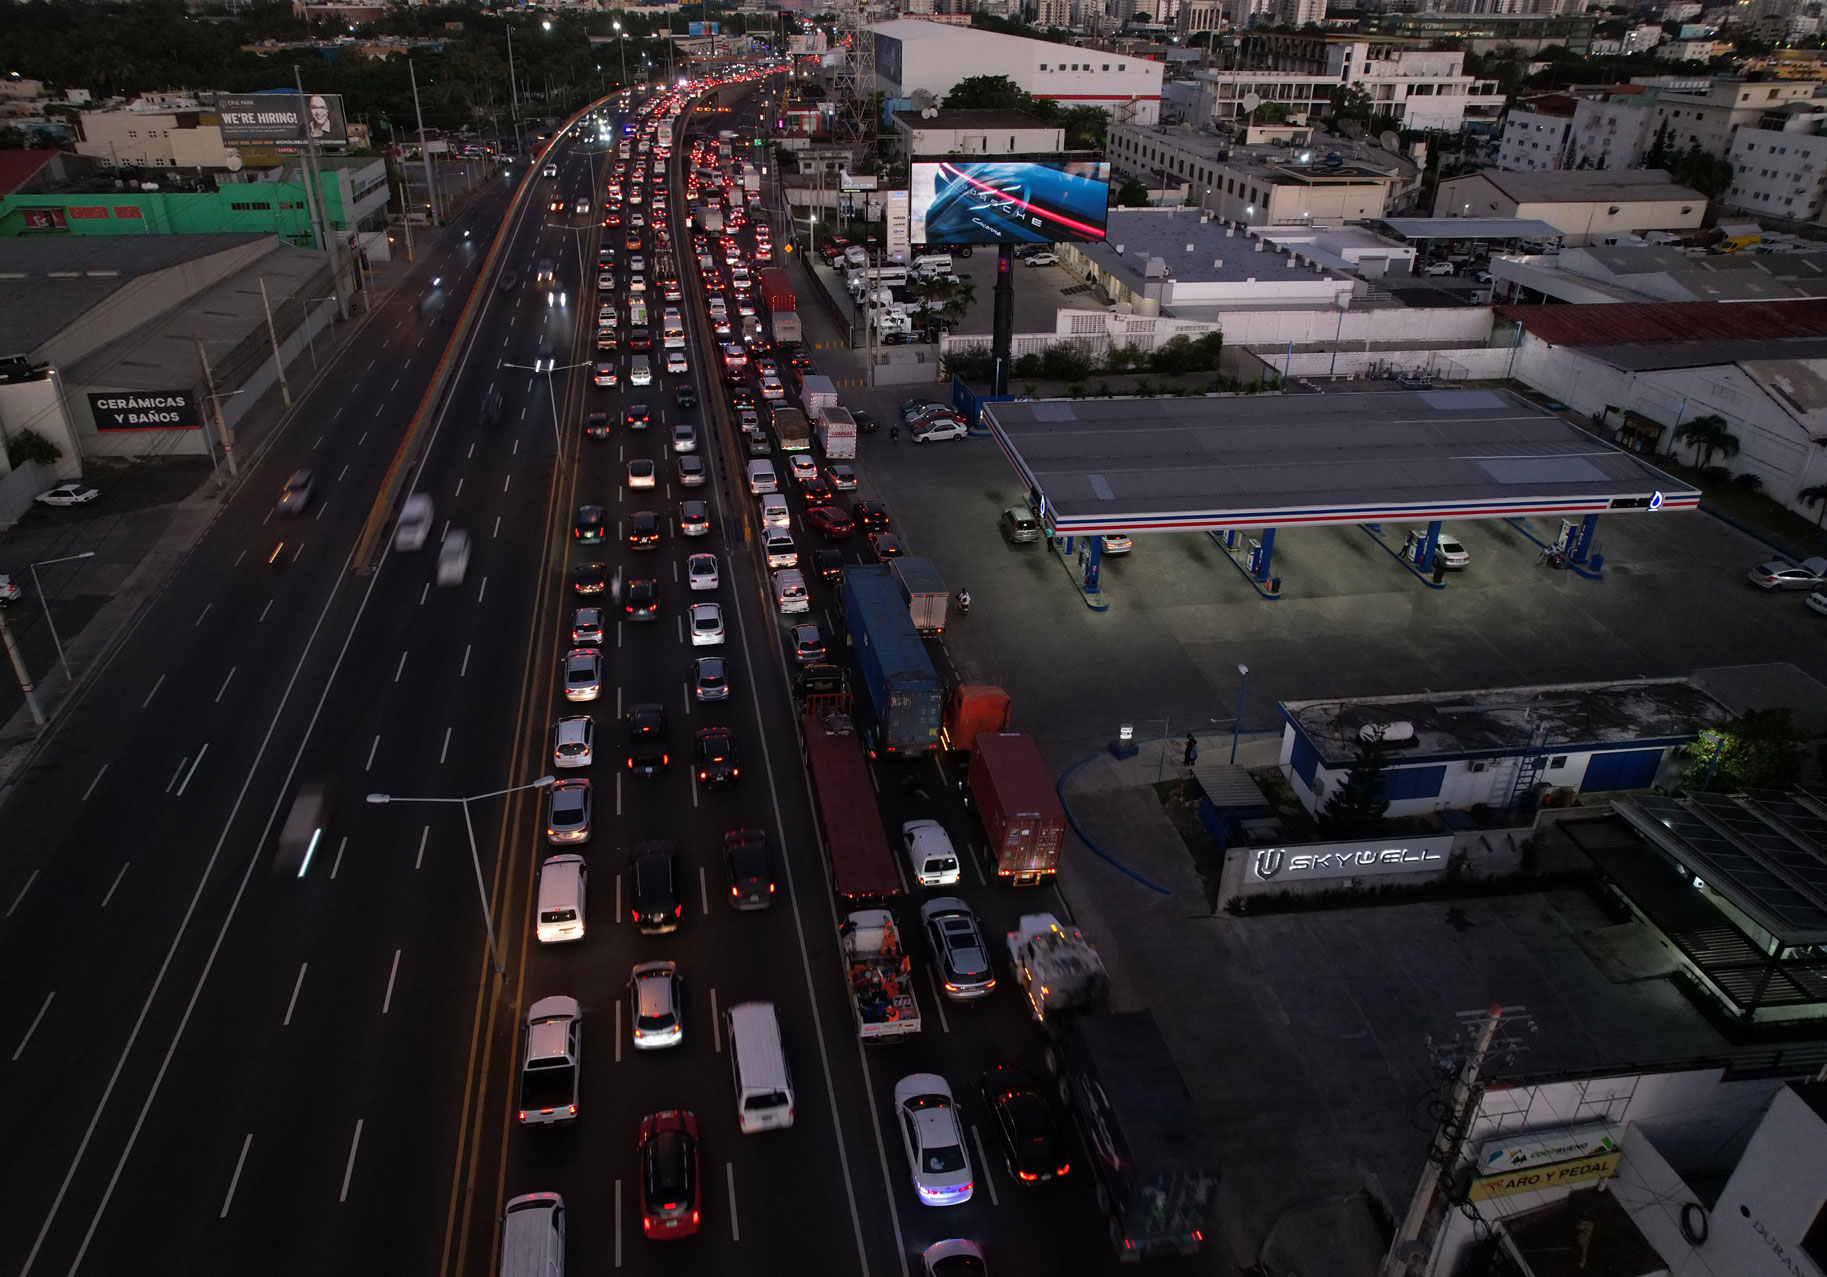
left=980, top=389, right=1699, bottom=537
left=1374, top=218, right=1565, bottom=242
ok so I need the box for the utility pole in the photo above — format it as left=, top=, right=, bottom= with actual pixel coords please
left=506, top=24, right=524, bottom=157
left=196, top=337, right=239, bottom=478
left=410, top=58, right=439, bottom=226
left=0, top=608, right=45, bottom=727
left=258, top=277, right=292, bottom=408
left=293, top=65, right=349, bottom=320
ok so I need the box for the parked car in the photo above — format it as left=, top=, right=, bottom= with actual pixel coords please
left=1749, top=556, right=1827, bottom=590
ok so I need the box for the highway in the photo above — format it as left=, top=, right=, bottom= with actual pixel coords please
left=0, top=73, right=1193, bottom=1277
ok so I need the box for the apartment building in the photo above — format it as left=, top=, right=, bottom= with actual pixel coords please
left=1108, top=124, right=1411, bottom=224
left=1496, top=93, right=1576, bottom=170
left=1723, top=105, right=1827, bottom=220
left=1189, top=39, right=1503, bottom=132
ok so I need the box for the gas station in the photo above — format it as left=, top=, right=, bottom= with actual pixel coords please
left=978, top=388, right=1700, bottom=608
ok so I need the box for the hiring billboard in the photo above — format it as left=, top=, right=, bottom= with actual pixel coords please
left=217, top=92, right=348, bottom=145
left=909, top=157, right=1111, bottom=246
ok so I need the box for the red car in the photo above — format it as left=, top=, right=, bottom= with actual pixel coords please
left=638, top=1110, right=701, bottom=1239
left=805, top=505, right=854, bottom=540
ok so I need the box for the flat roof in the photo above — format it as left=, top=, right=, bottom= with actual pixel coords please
left=1503, top=299, right=1827, bottom=347
left=980, top=389, right=1700, bottom=536
left=1377, top=217, right=1564, bottom=241
left=1467, top=167, right=1704, bottom=204
left=1090, top=208, right=1351, bottom=286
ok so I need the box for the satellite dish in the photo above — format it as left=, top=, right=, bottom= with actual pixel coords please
left=1379, top=130, right=1400, bottom=153
left=1240, top=92, right=1263, bottom=114
left=224, top=152, right=243, bottom=172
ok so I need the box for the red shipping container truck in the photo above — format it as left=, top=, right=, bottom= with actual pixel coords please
left=802, top=694, right=903, bottom=900
left=968, top=732, right=1065, bottom=885
left=942, top=685, right=1011, bottom=753
left=760, top=268, right=795, bottom=315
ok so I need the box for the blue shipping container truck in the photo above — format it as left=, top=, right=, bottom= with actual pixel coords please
left=840, top=566, right=942, bottom=756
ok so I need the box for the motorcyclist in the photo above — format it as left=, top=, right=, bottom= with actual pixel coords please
left=956, top=588, right=971, bottom=615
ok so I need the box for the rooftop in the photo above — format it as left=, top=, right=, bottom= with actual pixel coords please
left=1377, top=216, right=1564, bottom=241
left=1501, top=299, right=1827, bottom=347
left=1467, top=167, right=1705, bottom=205
left=890, top=108, right=1056, bottom=131
left=1085, top=207, right=1352, bottom=287
left=1280, top=677, right=1734, bottom=768
left=979, top=389, right=1699, bottom=535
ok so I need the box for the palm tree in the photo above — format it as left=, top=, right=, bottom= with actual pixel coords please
left=1674, top=414, right=1740, bottom=469
left=1799, top=484, right=1827, bottom=526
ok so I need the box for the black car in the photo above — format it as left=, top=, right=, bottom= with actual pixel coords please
left=572, top=561, right=608, bottom=595
left=853, top=500, right=890, bottom=530
left=625, top=403, right=651, bottom=429
left=574, top=504, right=606, bottom=543
left=628, top=510, right=661, bottom=549
left=852, top=409, right=878, bottom=433
left=979, top=1066, right=1069, bottom=1183
left=481, top=388, right=504, bottom=428
left=628, top=327, right=652, bottom=351
left=801, top=477, right=833, bottom=507
left=793, top=662, right=847, bottom=699
left=728, top=387, right=756, bottom=410
left=584, top=411, right=610, bottom=439
left=722, top=828, right=774, bottom=910
left=675, top=383, right=699, bottom=409
left=630, top=840, right=681, bottom=933
left=498, top=271, right=520, bottom=293
left=812, top=548, right=845, bottom=585
left=868, top=531, right=905, bottom=563
left=693, top=726, right=740, bottom=786
left=624, top=577, right=659, bottom=621
left=625, top=703, right=670, bottom=774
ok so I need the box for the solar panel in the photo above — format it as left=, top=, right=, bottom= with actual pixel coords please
left=1632, top=794, right=1827, bottom=936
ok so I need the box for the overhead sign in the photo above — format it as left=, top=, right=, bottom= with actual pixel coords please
left=1468, top=1151, right=1622, bottom=1202
left=88, top=391, right=203, bottom=432
left=216, top=92, right=348, bottom=145
left=1478, top=1125, right=1619, bottom=1176
left=911, top=157, right=1110, bottom=246
left=1249, top=835, right=1452, bottom=883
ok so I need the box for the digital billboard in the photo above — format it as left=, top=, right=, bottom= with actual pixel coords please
left=216, top=92, right=348, bottom=145
left=909, top=158, right=1111, bottom=245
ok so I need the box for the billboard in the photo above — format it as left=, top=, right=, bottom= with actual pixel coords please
left=88, top=391, right=203, bottom=432
left=909, top=157, right=1111, bottom=245
left=217, top=93, right=348, bottom=145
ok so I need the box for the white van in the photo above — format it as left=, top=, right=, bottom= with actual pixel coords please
left=746, top=459, right=777, bottom=494
left=436, top=530, right=471, bottom=587
left=535, top=855, right=587, bottom=944
left=773, top=568, right=809, bottom=613
left=910, top=253, right=953, bottom=276
left=394, top=493, right=434, bottom=552
left=629, top=355, right=653, bottom=387
left=726, top=1001, right=794, bottom=1133
left=500, top=1191, right=565, bottom=1277
left=759, top=493, right=790, bottom=529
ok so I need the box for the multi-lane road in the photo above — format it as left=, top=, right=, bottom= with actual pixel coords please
left=0, top=75, right=1192, bottom=1277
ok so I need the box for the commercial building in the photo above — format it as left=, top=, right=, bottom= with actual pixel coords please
left=1433, top=168, right=1706, bottom=244
left=1489, top=241, right=1827, bottom=306
left=1723, top=104, right=1827, bottom=220
left=887, top=107, right=1062, bottom=158
left=872, top=18, right=1163, bottom=125
left=1495, top=92, right=1576, bottom=170
left=1568, top=77, right=1827, bottom=172
left=1186, top=39, right=1504, bottom=133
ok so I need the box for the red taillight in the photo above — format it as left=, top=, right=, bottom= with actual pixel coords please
left=730, top=885, right=739, bottom=896
left=1057, top=1163, right=1071, bottom=1176
left=567, top=1105, right=577, bottom=1116
left=631, top=909, right=640, bottom=922
left=674, top=904, right=683, bottom=916
left=1018, top=1170, right=1038, bottom=1181
left=768, top=882, right=776, bottom=892
left=691, top=1210, right=699, bottom=1225
left=1191, top=1231, right=1203, bottom=1242
left=517, top=1110, right=527, bottom=1121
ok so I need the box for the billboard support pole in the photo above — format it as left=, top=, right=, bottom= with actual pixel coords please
left=410, top=59, right=439, bottom=226
left=991, top=244, right=1014, bottom=398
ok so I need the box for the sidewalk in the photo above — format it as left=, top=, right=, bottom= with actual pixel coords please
left=0, top=226, right=457, bottom=795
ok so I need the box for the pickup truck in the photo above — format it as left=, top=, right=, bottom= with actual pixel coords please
left=841, top=909, right=921, bottom=1040
left=518, top=996, right=582, bottom=1125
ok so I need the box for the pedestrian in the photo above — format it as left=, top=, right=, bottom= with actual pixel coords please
left=1183, top=732, right=1199, bottom=768
left=889, top=423, right=899, bottom=443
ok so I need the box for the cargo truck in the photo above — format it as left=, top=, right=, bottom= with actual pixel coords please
left=798, top=373, right=838, bottom=417
left=742, top=164, right=760, bottom=196
left=840, top=908, right=922, bottom=1040
left=1053, top=1011, right=1216, bottom=1261
left=841, top=566, right=942, bottom=757
left=941, top=685, right=1011, bottom=753
left=967, top=733, right=1066, bottom=884
left=889, top=556, right=949, bottom=636
left=761, top=268, right=795, bottom=315
left=771, top=311, right=803, bottom=345
left=771, top=405, right=812, bottom=452
left=801, top=694, right=903, bottom=899
left=816, top=405, right=857, bottom=459
left=1006, top=913, right=1107, bottom=1022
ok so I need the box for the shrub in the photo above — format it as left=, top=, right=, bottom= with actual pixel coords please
left=1731, top=471, right=1764, bottom=492
left=940, top=348, right=993, bottom=381
left=1103, top=343, right=1144, bottom=373
left=1039, top=342, right=1094, bottom=381
left=5, top=427, right=60, bottom=469
left=1701, top=465, right=1733, bottom=485
left=1066, top=381, right=1086, bottom=398
left=1013, top=352, right=1043, bottom=378
left=1096, top=380, right=1112, bottom=397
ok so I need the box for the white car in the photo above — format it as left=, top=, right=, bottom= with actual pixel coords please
left=1101, top=533, right=1132, bottom=555
left=672, top=423, right=697, bottom=453
left=687, top=553, right=719, bottom=591
left=1021, top=252, right=1058, bottom=267
left=902, top=819, right=961, bottom=887
left=628, top=458, right=657, bottom=489
left=893, top=1074, right=973, bottom=1207
left=758, top=375, right=785, bottom=400
left=689, top=602, right=725, bottom=646
left=1421, top=260, right=1456, bottom=276
left=629, top=960, right=683, bottom=1050
left=912, top=418, right=968, bottom=443
left=0, top=575, right=19, bottom=607
left=1406, top=528, right=1470, bottom=569
left=597, top=271, right=615, bottom=290
left=789, top=455, right=819, bottom=484
left=553, top=716, right=595, bottom=768
left=436, top=530, right=471, bottom=586
left=394, top=493, right=434, bottom=551
left=666, top=351, right=689, bottom=375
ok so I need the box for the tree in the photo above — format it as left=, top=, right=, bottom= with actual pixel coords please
left=1317, top=729, right=1392, bottom=837
left=4, top=427, right=61, bottom=469
left=1797, top=483, right=1827, bottom=526
left=942, top=74, right=1032, bottom=112
left=1674, top=414, right=1740, bottom=468
left=1327, top=84, right=1376, bottom=126
left=1115, top=177, right=1151, bottom=207
left=1248, top=101, right=1291, bottom=126
left=1059, top=104, right=1108, bottom=151
left=1683, top=709, right=1804, bottom=792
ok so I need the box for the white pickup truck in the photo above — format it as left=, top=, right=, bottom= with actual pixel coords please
left=841, top=909, right=922, bottom=1041
left=1006, top=913, right=1108, bottom=1024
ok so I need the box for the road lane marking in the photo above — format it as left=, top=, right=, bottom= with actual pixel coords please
left=219, top=1134, right=253, bottom=1218
left=214, top=666, right=237, bottom=704
left=101, top=864, right=128, bottom=909
left=330, top=837, right=348, bottom=879
left=699, top=865, right=709, bottom=914
left=461, top=644, right=472, bottom=677
left=419, top=583, right=429, bottom=607
left=315, top=502, right=328, bottom=521
left=11, top=992, right=52, bottom=1061
left=382, top=950, right=401, bottom=1014
left=416, top=826, right=429, bottom=870
left=259, top=599, right=273, bottom=622
left=339, top=1119, right=364, bottom=1201
left=616, top=772, right=623, bottom=817
left=439, top=726, right=452, bottom=764
left=970, top=1125, right=1000, bottom=1206
left=283, top=963, right=308, bottom=1025
left=338, top=465, right=349, bottom=481
left=615, top=1000, right=623, bottom=1064
left=726, top=1163, right=740, bottom=1241
left=477, top=576, right=488, bottom=603
left=82, top=765, right=108, bottom=802
left=165, top=757, right=187, bottom=792
left=6, top=869, right=40, bottom=919
left=366, top=735, right=381, bottom=770
left=614, top=1179, right=623, bottom=1268
left=493, top=516, right=501, bottom=539
left=194, top=604, right=212, bottom=627
left=925, top=970, right=951, bottom=1034
left=176, top=744, right=209, bottom=797
left=395, top=652, right=410, bottom=683
left=454, top=478, right=464, bottom=498
left=502, top=475, right=511, bottom=492
left=234, top=551, right=246, bottom=568
left=615, top=869, right=623, bottom=923
left=710, top=988, right=720, bottom=1053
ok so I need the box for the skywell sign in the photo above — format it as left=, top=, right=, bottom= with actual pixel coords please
left=1250, top=835, right=1453, bottom=883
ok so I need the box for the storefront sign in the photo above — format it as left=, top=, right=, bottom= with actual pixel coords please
left=1478, top=1124, right=1618, bottom=1176
left=1249, top=835, right=1452, bottom=883
left=88, top=391, right=203, bottom=431
left=885, top=190, right=909, bottom=262
left=1468, top=1151, right=1622, bottom=1202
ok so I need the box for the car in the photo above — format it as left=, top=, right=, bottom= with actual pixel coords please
left=626, top=703, right=669, bottom=774
left=584, top=412, right=611, bottom=440
left=978, top=1065, right=1068, bottom=1183
left=596, top=331, right=619, bottom=354
left=1749, top=557, right=1827, bottom=590
left=788, top=348, right=814, bottom=371
left=497, top=271, right=520, bottom=293
left=571, top=607, right=605, bottom=645
left=625, top=403, right=651, bottom=429
left=672, top=423, right=697, bottom=453
left=799, top=475, right=832, bottom=506
left=573, top=504, right=606, bottom=542
left=676, top=383, right=699, bottom=409
left=629, top=961, right=684, bottom=1050
left=812, top=548, right=845, bottom=585
left=666, top=351, right=689, bottom=375
left=758, top=375, right=786, bottom=400
left=791, top=622, right=826, bottom=664
left=694, top=726, right=740, bottom=785
left=851, top=411, right=879, bottom=435
left=921, top=1239, right=987, bottom=1277
left=276, top=470, right=316, bottom=516
left=760, top=493, right=791, bottom=530
left=829, top=463, right=859, bottom=490
left=562, top=648, right=601, bottom=702
left=729, top=387, right=756, bottom=410
left=636, top=1109, right=701, bottom=1239
left=553, top=716, right=595, bottom=769
left=687, top=553, right=719, bottom=591
left=626, top=232, right=642, bottom=250
left=789, top=455, right=819, bottom=484
left=805, top=505, right=854, bottom=540
left=628, top=510, right=661, bottom=548
left=481, top=387, right=505, bottom=427
left=893, top=1074, right=973, bottom=1207
left=630, top=254, right=647, bottom=272
left=627, top=459, right=658, bottom=490
left=573, top=561, right=608, bottom=595
left=0, top=575, right=20, bottom=607
left=518, top=996, right=581, bottom=1125
left=624, top=577, right=659, bottom=621
left=597, top=271, right=616, bottom=290
left=902, top=819, right=961, bottom=886
left=1421, top=260, right=1457, bottom=276
left=754, top=358, right=780, bottom=378
left=913, top=417, right=969, bottom=443
left=545, top=778, right=593, bottom=844
left=1406, top=528, right=1470, bottom=569
left=900, top=398, right=946, bottom=422
left=1022, top=251, right=1058, bottom=267
left=548, top=198, right=566, bottom=213
left=689, top=601, right=725, bottom=646
left=794, top=662, right=846, bottom=696
left=593, top=362, right=618, bottom=386
left=723, top=828, right=774, bottom=909
left=764, top=531, right=798, bottom=569
left=692, top=654, right=730, bottom=702
left=869, top=531, right=906, bottom=563
left=677, top=454, right=706, bottom=487
left=920, top=898, right=996, bottom=1001
left=630, top=839, right=681, bottom=930
left=1101, top=533, right=1133, bottom=555
left=854, top=501, right=890, bottom=529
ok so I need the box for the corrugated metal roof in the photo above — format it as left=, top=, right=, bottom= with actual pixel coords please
left=1501, top=300, right=1827, bottom=348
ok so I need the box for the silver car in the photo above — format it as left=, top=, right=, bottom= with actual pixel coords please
left=544, top=778, right=592, bottom=844
left=693, top=656, right=730, bottom=702
left=629, top=960, right=683, bottom=1050
left=277, top=469, right=316, bottom=516
left=563, top=648, right=601, bottom=702
left=920, top=898, right=996, bottom=1001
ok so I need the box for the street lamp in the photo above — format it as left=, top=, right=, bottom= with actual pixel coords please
left=614, top=20, right=628, bottom=86
left=366, top=775, right=556, bottom=976
left=30, top=551, right=95, bottom=680
left=505, top=353, right=591, bottom=449
left=1230, top=664, right=1251, bottom=764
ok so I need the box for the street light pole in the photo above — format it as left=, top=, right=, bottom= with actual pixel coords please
left=30, top=551, right=96, bottom=680
left=1230, top=664, right=1251, bottom=764
left=365, top=775, right=556, bottom=977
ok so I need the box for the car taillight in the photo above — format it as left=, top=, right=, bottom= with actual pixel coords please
left=769, top=882, right=776, bottom=892
left=674, top=904, right=682, bottom=916
left=517, top=1110, right=527, bottom=1121
left=1057, top=1163, right=1071, bottom=1176
left=567, top=1105, right=577, bottom=1116
left=1018, top=1170, right=1038, bottom=1181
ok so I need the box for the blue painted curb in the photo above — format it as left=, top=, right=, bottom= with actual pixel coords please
left=1055, top=750, right=1174, bottom=896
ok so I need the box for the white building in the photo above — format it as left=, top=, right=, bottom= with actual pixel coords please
left=888, top=107, right=1063, bottom=156
left=75, top=106, right=233, bottom=170
left=1496, top=92, right=1576, bottom=170
left=1433, top=168, right=1706, bottom=244
left=872, top=18, right=1163, bottom=125
left=1188, top=41, right=1504, bottom=133
left=1724, top=108, right=1827, bottom=220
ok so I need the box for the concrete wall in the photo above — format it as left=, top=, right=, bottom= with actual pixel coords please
left=1263, top=345, right=1516, bottom=380
left=0, top=376, right=82, bottom=478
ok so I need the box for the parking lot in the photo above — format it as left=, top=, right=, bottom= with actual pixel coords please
left=801, top=242, right=1092, bottom=346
